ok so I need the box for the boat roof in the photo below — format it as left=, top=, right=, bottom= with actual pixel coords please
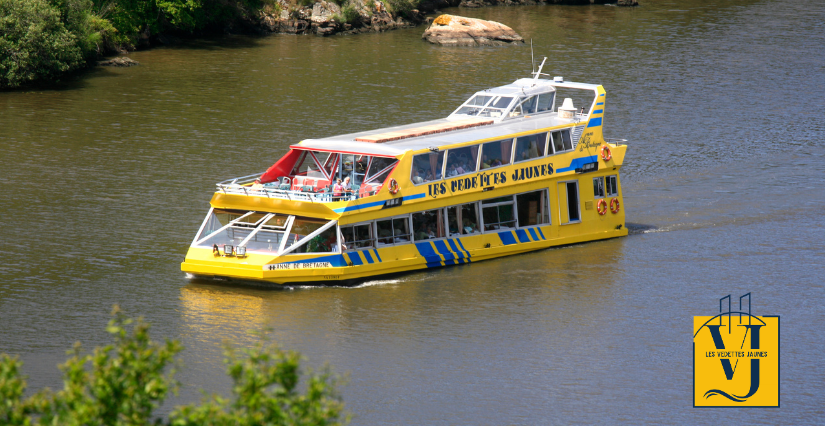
left=294, top=78, right=602, bottom=157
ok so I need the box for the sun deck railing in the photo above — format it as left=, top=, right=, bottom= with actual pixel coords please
left=215, top=173, right=377, bottom=203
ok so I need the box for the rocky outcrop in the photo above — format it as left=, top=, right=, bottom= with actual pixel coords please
left=257, top=0, right=420, bottom=37
left=255, top=0, right=637, bottom=37
left=98, top=57, right=139, bottom=67
left=422, top=14, right=523, bottom=46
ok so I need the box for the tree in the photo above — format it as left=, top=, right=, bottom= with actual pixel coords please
left=0, top=306, right=347, bottom=426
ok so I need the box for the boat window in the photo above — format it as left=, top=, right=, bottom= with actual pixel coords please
left=454, top=94, right=494, bottom=116
left=243, top=229, right=286, bottom=254
left=508, top=96, right=540, bottom=118
left=517, top=189, right=550, bottom=227
left=454, top=95, right=514, bottom=118
left=447, top=203, right=480, bottom=237
left=293, top=151, right=329, bottom=179
left=445, top=145, right=479, bottom=178
left=340, top=223, right=373, bottom=250
left=593, top=177, right=605, bottom=198
left=536, top=92, right=555, bottom=112
left=478, top=96, right=514, bottom=118
left=606, top=175, right=618, bottom=196
left=550, top=129, right=573, bottom=154
left=375, top=216, right=410, bottom=246
left=340, top=154, right=366, bottom=186
left=479, top=139, right=512, bottom=169
left=365, top=157, right=397, bottom=185
left=411, top=151, right=444, bottom=184
left=514, top=133, right=548, bottom=163
left=194, top=209, right=291, bottom=254
left=288, top=217, right=338, bottom=254
left=412, top=209, right=445, bottom=241
left=481, top=196, right=516, bottom=231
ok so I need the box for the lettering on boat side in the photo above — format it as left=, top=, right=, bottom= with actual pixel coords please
left=426, top=164, right=552, bottom=199
left=578, top=131, right=598, bottom=151
left=265, top=262, right=333, bottom=270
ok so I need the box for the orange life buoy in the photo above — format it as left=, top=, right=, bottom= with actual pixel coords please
left=388, top=178, right=399, bottom=195
left=596, top=198, right=608, bottom=215
left=601, top=145, right=612, bottom=162
left=610, top=197, right=620, bottom=214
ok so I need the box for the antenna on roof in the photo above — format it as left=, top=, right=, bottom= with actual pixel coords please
left=532, top=57, right=549, bottom=81
left=530, top=39, right=535, bottom=74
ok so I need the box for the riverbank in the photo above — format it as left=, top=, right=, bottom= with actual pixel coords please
left=1, top=0, right=636, bottom=89
left=253, top=0, right=637, bottom=37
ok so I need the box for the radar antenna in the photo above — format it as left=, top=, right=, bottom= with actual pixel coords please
left=532, top=57, right=550, bottom=81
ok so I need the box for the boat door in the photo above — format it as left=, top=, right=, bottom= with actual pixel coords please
left=557, top=181, right=581, bottom=225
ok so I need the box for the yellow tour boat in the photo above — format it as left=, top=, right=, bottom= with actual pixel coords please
left=181, top=65, right=628, bottom=286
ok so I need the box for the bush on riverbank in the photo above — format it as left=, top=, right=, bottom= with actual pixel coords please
left=0, top=0, right=114, bottom=88
left=0, top=0, right=272, bottom=88
left=0, top=306, right=347, bottom=425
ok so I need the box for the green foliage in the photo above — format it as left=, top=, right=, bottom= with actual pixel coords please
left=169, top=335, right=347, bottom=426
left=383, top=0, right=416, bottom=17
left=0, top=0, right=85, bottom=88
left=0, top=307, right=347, bottom=426
left=341, top=2, right=360, bottom=25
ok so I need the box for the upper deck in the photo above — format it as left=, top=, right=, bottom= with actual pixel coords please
left=213, top=76, right=610, bottom=216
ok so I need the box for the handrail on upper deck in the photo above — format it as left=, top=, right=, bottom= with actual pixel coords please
left=215, top=172, right=378, bottom=204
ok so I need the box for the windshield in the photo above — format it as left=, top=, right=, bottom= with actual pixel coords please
left=453, top=94, right=514, bottom=118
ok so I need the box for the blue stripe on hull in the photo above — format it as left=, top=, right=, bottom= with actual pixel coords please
left=528, top=228, right=539, bottom=241
left=415, top=242, right=443, bottom=268
left=498, top=231, right=517, bottom=245
left=557, top=156, right=599, bottom=173
left=362, top=250, right=374, bottom=264
left=347, top=252, right=363, bottom=266
left=516, top=229, right=531, bottom=243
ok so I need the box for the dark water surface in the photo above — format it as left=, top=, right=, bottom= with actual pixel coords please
left=2, top=0, right=824, bottom=423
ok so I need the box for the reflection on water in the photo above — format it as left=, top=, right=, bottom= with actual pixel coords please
left=2, top=0, right=824, bottom=423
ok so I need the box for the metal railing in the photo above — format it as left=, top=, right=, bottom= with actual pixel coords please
left=215, top=173, right=378, bottom=203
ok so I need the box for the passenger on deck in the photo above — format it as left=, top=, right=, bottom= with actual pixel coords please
left=251, top=178, right=264, bottom=189
left=333, top=179, right=344, bottom=197
left=343, top=176, right=352, bottom=192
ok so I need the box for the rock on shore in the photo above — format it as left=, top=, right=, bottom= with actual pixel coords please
left=98, top=57, right=139, bottom=67
left=422, top=14, right=524, bottom=46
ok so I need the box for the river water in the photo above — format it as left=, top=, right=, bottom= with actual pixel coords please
left=1, top=0, right=824, bottom=423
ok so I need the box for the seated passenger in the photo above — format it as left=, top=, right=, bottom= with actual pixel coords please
left=342, top=176, right=352, bottom=192
left=447, top=164, right=458, bottom=177
left=492, top=158, right=502, bottom=167
left=251, top=178, right=264, bottom=189
left=456, top=163, right=465, bottom=175
left=463, top=218, right=478, bottom=234
left=333, top=179, right=344, bottom=197
left=481, top=155, right=490, bottom=169
left=412, top=169, right=424, bottom=184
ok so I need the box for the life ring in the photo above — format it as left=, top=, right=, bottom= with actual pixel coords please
left=600, top=145, right=612, bottom=162
left=388, top=178, right=399, bottom=195
left=596, top=198, right=608, bottom=215
left=610, top=197, right=620, bottom=214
